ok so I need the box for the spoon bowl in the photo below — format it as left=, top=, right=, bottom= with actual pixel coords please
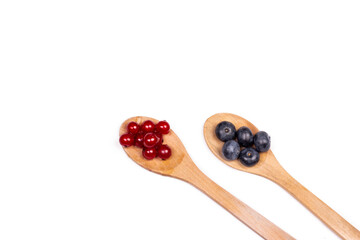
left=120, top=116, right=295, bottom=240
left=120, top=116, right=185, bottom=176
left=204, top=113, right=360, bottom=240
left=204, top=113, right=276, bottom=177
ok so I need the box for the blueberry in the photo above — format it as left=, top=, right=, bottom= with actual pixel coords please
left=236, top=126, right=254, bottom=147
left=215, top=121, right=236, bottom=142
left=254, top=131, right=271, bottom=152
left=222, top=140, right=240, bottom=160
left=239, top=148, right=260, bottom=167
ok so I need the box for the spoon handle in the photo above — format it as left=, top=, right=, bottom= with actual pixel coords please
left=179, top=166, right=294, bottom=240
left=273, top=168, right=360, bottom=240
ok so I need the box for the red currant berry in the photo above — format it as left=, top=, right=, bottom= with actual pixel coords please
left=134, top=132, right=145, bottom=148
left=156, top=121, right=170, bottom=134
left=119, top=133, right=134, bottom=147
left=143, top=132, right=158, bottom=148
left=127, top=121, right=140, bottom=134
left=141, top=120, right=155, bottom=133
left=157, top=145, right=172, bottom=160
left=142, top=147, right=157, bottom=160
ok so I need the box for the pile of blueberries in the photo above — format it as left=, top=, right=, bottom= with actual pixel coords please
left=215, top=121, right=271, bottom=167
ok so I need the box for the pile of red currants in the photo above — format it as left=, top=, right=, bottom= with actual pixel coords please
left=119, top=120, right=172, bottom=160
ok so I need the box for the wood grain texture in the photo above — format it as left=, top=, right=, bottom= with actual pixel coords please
left=120, top=116, right=294, bottom=240
left=204, top=113, right=360, bottom=240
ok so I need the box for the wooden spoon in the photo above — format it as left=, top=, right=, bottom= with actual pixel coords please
left=120, top=116, right=295, bottom=240
left=204, top=113, right=360, bottom=240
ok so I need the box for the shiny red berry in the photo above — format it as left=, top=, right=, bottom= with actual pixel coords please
left=156, top=121, right=170, bottom=134
left=157, top=145, right=172, bottom=160
left=142, top=147, right=157, bottom=160
left=127, top=121, right=140, bottom=134
left=143, top=132, right=159, bottom=148
left=141, top=120, right=155, bottom=133
left=134, top=132, right=145, bottom=148
left=119, top=133, right=134, bottom=147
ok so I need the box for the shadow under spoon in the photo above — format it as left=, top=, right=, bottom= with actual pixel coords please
left=120, top=116, right=294, bottom=240
left=203, top=113, right=360, bottom=240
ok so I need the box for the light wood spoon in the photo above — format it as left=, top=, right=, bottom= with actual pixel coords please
left=204, top=113, right=360, bottom=240
left=120, top=116, right=295, bottom=240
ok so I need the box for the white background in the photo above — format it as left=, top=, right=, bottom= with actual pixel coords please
left=0, top=1, right=359, bottom=239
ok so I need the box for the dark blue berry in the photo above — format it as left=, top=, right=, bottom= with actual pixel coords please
left=236, top=126, right=254, bottom=147
left=254, top=131, right=271, bottom=152
left=222, top=140, right=240, bottom=160
left=215, top=121, right=236, bottom=142
left=239, top=148, right=260, bottom=166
